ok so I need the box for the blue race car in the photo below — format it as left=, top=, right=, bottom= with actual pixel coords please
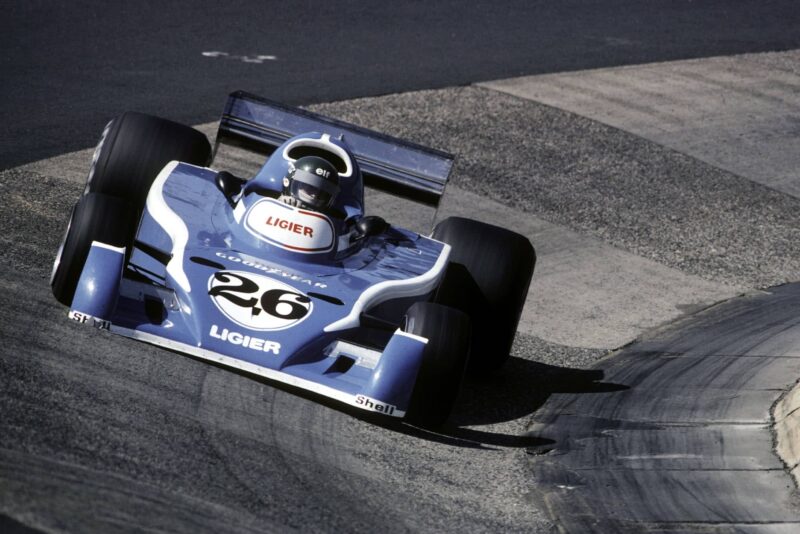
left=51, top=92, right=535, bottom=427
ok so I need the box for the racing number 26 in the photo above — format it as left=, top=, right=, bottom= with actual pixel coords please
left=209, top=272, right=311, bottom=320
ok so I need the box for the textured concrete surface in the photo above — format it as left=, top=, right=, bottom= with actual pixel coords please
left=776, top=384, right=800, bottom=421
left=775, top=381, right=800, bottom=485
left=527, top=285, right=800, bottom=533
left=481, top=50, right=800, bottom=199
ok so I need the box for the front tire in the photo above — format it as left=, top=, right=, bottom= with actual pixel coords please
left=433, top=217, right=535, bottom=373
left=85, top=112, right=211, bottom=213
left=404, top=302, right=470, bottom=428
left=51, top=193, right=136, bottom=306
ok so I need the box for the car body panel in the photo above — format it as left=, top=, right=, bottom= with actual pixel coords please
left=68, top=131, right=451, bottom=418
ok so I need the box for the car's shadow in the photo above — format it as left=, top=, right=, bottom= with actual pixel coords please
left=355, top=356, right=629, bottom=450
left=179, top=347, right=627, bottom=450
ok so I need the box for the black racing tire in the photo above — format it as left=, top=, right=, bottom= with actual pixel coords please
left=85, top=112, right=211, bottom=212
left=433, top=217, right=535, bottom=373
left=404, top=302, right=470, bottom=428
left=51, top=193, right=136, bottom=307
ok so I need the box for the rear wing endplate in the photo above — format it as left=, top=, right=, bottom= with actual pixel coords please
left=216, top=91, right=454, bottom=207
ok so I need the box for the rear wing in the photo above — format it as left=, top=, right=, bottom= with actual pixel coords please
left=215, top=91, right=454, bottom=207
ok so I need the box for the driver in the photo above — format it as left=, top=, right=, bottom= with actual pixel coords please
left=280, top=155, right=340, bottom=212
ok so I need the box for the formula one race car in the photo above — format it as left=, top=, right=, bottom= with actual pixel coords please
left=51, top=92, right=535, bottom=427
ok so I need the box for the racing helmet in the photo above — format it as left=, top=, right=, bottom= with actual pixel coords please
left=282, top=156, right=340, bottom=210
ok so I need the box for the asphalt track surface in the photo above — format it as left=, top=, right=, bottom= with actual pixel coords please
left=4, top=1, right=800, bottom=170
left=4, top=4, right=800, bottom=534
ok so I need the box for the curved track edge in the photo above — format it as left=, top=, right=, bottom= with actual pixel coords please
left=526, top=284, right=800, bottom=533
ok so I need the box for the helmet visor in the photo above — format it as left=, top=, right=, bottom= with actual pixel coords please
left=291, top=180, right=332, bottom=209
left=288, top=167, right=339, bottom=209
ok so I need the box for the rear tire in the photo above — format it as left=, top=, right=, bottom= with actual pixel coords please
left=85, top=112, right=211, bottom=213
left=433, top=217, right=535, bottom=373
left=51, top=193, right=136, bottom=306
left=404, top=302, right=470, bottom=428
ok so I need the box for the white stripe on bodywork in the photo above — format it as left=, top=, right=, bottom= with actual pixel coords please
left=145, top=161, right=191, bottom=292
left=110, top=325, right=405, bottom=418
left=395, top=329, right=429, bottom=344
left=90, top=241, right=125, bottom=254
left=232, top=199, right=246, bottom=223
left=323, top=242, right=451, bottom=333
